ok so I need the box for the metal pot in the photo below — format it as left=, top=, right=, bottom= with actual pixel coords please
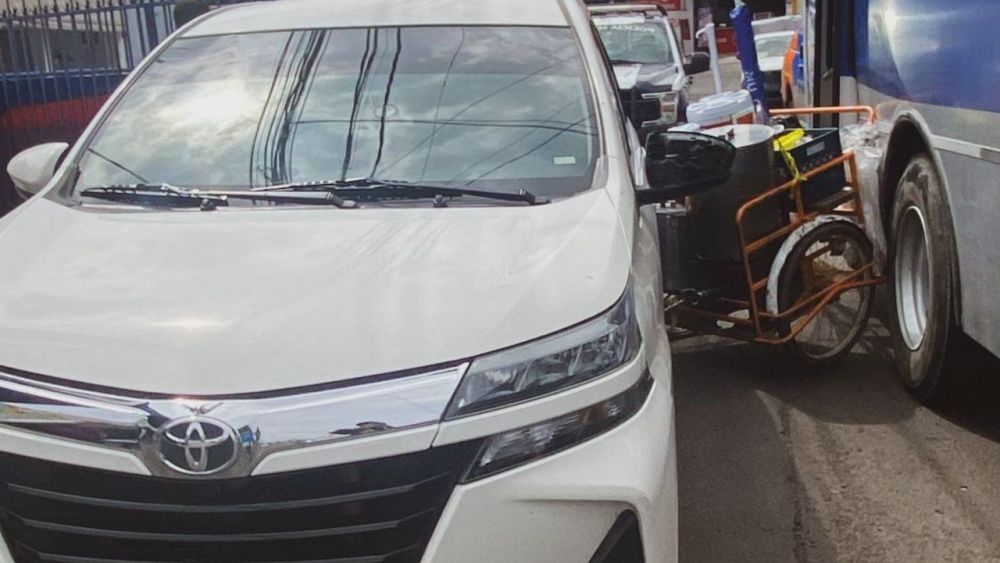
left=689, top=124, right=784, bottom=263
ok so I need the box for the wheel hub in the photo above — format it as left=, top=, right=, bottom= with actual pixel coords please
left=895, top=206, right=931, bottom=353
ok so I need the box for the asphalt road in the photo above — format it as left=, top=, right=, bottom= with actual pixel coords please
left=675, top=62, right=1000, bottom=562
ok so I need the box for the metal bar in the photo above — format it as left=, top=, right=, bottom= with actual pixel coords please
left=753, top=277, right=885, bottom=345
left=119, top=0, right=135, bottom=68
left=133, top=0, right=149, bottom=59
left=771, top=105, right=877, bottom=125
left=53, top=2, right=78, bottom=125
left=98, top=1, right=114, bottom=95
left=677, top=306, right=757, bottom=327
left=45, top=7, right=62, bottom=129
left=761, top=263, right=878, bottom=321
left=4, top=1, right=24, bottom=112
left=735, top=185, right=764, bottom=336
left=0, top=4, right=13, bottom=112
left=16, top=0, right=37, bottom=107
left=77, top=1, right=100, bottom=104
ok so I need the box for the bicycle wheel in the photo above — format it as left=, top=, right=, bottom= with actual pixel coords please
left=776, top=220, right=875, bottom=363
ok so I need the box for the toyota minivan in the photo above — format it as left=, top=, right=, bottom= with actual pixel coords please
left=0, top=1, right=731, bottom=561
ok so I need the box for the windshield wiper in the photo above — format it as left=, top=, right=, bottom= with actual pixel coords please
left=609, top=59, right=648, bottom=65
left=253, top=177, right=549, bottom=206
left=80, top=183, right=358, bottom=210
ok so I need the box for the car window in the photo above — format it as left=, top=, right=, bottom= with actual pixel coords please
left=74, top=26, right=599, bottom=200
left=593, top=17, right=676, bottom=66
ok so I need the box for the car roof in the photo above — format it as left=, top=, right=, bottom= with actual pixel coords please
left=184, top=0, right=571, bottom=37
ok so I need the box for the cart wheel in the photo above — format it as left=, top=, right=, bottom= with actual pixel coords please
left=776, top=220, right=875, bottom=363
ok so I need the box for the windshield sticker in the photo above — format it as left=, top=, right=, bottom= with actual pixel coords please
left=553, top=156, right=578, bottom=166
left=601, top=24, right=659, bottom=34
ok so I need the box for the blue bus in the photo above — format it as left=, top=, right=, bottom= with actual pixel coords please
left=794, top=0, right=999, bottom=401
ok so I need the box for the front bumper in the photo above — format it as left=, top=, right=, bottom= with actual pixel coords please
left=0, top=349, right=675, bottom=563
left=424, top=379, right=677, bottom=563
left=0, top=380, right=675, bottom=563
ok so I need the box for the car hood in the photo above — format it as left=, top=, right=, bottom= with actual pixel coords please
left=0, top=193, right=631, bottom=396
left=613, top=63, right=679, bottom=92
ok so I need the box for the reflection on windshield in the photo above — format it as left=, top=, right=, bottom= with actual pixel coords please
left=595, top=21, right=675, bottom=65
left=76, top=27, right=598, bottom=199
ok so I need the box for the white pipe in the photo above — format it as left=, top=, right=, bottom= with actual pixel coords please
left=695, top=23, right=724, bottom=94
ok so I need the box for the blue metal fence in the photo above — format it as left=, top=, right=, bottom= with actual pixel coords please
left=0, top=0, right=257, bottom=211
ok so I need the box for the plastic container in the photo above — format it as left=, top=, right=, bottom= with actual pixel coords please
left=689, top=124, right=784, bottom=263
left=773, top=128, right=847, bottom=208
left=686, top=90, right=755, bottom=129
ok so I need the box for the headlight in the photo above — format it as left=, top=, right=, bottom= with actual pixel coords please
left=445, top=285, right=641, bottom=419
left=642, top=90, right=680, bottom=126
left=463, top=373, right=653, bottom=482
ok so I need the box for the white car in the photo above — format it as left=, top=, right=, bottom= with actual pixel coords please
left=0, top=0, right=733, bottom=561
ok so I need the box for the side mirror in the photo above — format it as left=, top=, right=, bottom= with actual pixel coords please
left=638, top=131, right=736, bottom=206
left=6, top=142, right=69, bottom=199
left=684, top=52, right=711, bottom=75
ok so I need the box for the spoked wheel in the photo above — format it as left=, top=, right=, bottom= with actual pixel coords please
left=776, top=220, right=876, bottom=363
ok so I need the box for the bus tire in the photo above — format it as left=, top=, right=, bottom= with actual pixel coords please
left=889, top=154, right=960, bottom=403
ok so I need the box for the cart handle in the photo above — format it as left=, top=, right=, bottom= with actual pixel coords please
left=770, top=105, right=877, bottom=125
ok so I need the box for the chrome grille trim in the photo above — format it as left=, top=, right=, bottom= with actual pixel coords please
left=0, top=364, right=467, bottom=479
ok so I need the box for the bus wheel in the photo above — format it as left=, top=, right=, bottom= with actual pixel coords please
left=890, top=154, right=959, bottom=403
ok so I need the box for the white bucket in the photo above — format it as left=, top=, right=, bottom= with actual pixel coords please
left=687, top=90, right=755, bottom=129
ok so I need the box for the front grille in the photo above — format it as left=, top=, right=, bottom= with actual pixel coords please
left=0, top=443, right=479, bottom=563
left=621, top=88, right=662, bottom=132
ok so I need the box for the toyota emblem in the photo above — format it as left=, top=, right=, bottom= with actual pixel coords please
left=156, top=417, right=240, bottom=476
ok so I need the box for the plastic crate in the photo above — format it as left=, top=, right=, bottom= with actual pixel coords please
left=774, top=128, right=848, bottom=208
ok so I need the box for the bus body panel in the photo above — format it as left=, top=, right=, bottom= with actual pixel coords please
left=850, top=0, right=1000, bottom=358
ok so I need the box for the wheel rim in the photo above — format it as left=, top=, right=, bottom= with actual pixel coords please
left=895, top=205, right=931, bottom=353
left=786, top=230, right=873, bottom=360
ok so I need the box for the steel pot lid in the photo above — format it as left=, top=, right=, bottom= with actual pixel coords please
left=701, top=124, right=775, bottom=150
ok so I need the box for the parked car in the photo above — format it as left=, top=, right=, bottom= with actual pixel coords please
left=0, top=0, right=736, bottom=561
left=589, top=3, right=710, bottom=136
left=754, top=30, right=795, bottom=108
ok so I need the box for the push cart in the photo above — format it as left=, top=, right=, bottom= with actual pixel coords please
left=661, top=106, right=884, bottom=364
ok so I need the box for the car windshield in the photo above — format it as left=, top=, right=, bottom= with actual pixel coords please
left=594, top=17, right=675, bottom=66
left=74, top=26, right=598, bottom=200
left=755, top=35, right=792, bottom=59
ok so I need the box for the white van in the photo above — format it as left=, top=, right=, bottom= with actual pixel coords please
left=0, top=1, right=734, bottom=561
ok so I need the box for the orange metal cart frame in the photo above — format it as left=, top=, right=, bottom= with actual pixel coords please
left=671, top=106, right=885, bottom=345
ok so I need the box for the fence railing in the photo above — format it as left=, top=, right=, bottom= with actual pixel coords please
left=0, top=0, right=256, bottom=211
